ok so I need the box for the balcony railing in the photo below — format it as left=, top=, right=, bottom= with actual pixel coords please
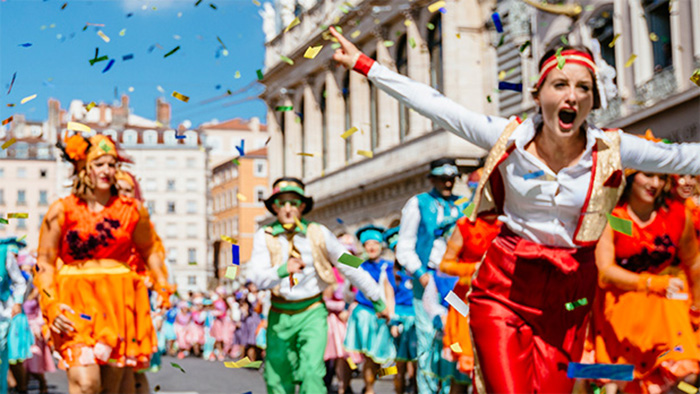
left=634, top=67, right=677, bottom=108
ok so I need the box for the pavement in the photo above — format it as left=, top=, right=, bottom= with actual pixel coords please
left=42, top=355, right=397, bottom=394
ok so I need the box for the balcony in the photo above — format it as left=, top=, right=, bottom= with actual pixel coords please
left=634, top=67, right=677, bottom=108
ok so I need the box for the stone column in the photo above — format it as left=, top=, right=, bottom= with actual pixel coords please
left=614, top=0, right=634, bottom=114
left=628, top=0, right=653, bottom=85
left=285, top=94, right=302, bottom=179
left=325, top=71, right=346, bottom=172
left=670, top=0, right=694, bottom=90
left=351, top=45, right=372, bottom=162
left=303, top=83, right=323, bottom=180
left=406, top=13, right=433, bottom=136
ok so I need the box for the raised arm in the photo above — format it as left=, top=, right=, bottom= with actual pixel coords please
left=621, top=132, right=700, bottom=175
left=247, top=229, right=285, bottom=290
left=329, top=27, right=508, bottom=150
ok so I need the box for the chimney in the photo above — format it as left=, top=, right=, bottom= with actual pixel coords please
left=99, top=103, right=107, bottom=125
left=156, top=98, right=171, bottom=128
left=47, top=99, right=61, bottom=144
left=121, top=94, right=129, bottom=109
left=112, top=94, right=129, bottom=127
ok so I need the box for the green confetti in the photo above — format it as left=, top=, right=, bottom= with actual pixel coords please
left=170, top=362, right=185, bottom=373
left=519, top=41, right=531, bottom=53
left=409, top=37, right=416, bottom=48
left=242, top=361, right=263, bottom=369
left=209, top=3, right=217, bottom=9
left=383, top=40, right=394, bottom=47
left=338, top=253, right=363, bottom=268
left=427, top=22, right=435, bottom=30
left=606, top=213, right=633, bottom=236
left=89, top=55, right=109, bottom=66
left=334, top=26, right=343, bottom=34
left=232, top=158, right=240, bottom=165
left=17, top=235, right=26, bottom=242
left=564, top=297, right=588, bottom=311
left=556, top=47, right=565, bottom=69
left=462, top=203, right=475, bottom=217
left=275, top=106, right=293, bottom=111
left=497, top=34, right=505, bottom=47
left=163, top=46, right=181, bottom=58
left=331, top=43, right=341, bottom=49
left=560, top=35, right=569, bottom=45
left=486, top=95, right=491, bottom=103
left=256, top=69, right=264, bottom=80
left=590, top=383, right=601, bottom=394
left=0, top=219, right=7, bottom=225
left=98, top=140, right=112, bottom=153
left=280, top=55, right=294, bottom=65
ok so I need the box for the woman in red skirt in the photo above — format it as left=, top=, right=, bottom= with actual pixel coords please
left=329, top=27, right=700, bottom=392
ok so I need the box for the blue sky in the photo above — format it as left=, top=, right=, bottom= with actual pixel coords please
left=0, top=0, right=267, bottom=128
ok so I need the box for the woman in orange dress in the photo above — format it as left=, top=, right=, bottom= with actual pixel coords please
left=592, top=167, right=700, bottom=393
left=35, top=134, right=168, bottom=393
left=439, top=212, right=501, bottom=393
left=669, top=174, right=700, bottom=242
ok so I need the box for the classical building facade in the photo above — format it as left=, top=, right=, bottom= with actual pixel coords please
left=211, top=147, right=269, bottom=284
left=259, top=0, right=700, bottom=236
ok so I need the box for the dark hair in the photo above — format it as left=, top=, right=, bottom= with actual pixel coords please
left=532, top=44, right=601, bottom=110
left=619, top=172, right=669, bottom=210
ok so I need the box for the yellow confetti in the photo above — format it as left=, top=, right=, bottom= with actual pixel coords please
left=172, top=91, right=190, bottom=102
left=225, top=357, right=251, bottom=368
left=649, top=32, right=659, bottom=42
left=690, top=69, right=700, bottom=87
left=119, top=29, right=126, bottom=37
left=7, top=213, right=28, bottom=219
left=294, top=216, right=306, bottom=231
left=455, top=196, right=470, bottom=205
left=252, top=0, right=260, bottom=5
left=297, top=152, right=315, bottom=157
left=347, top=357, right=357, bottom=370
left=85, top=102, right=96, bottom=111
left=357, top=150, right=373, bottom=158
left=498, top=70, right=506, bottom=81
left=292, top=276, right=299, bottom=286
left=427, top=0, right=445, bottom=13
left=456, top=33, right=461, bottom=39
left=1, top=138, right=17, bottom=150
left=304, top=45, right=323, bottom=59
left=379, top=366, right=398, bottom=377
left=283, top=223, right=295, bottom=230
left=350, top=30, right=361, bottom=39
left=404, top=20, right=412, bottom=27
left=97, top=30, right=110, bottom=43
left=450, top=342, right=463, bottom=353
left=20, top=94, right=37, bottom=104
left=67, top=121, right=91, bottom=133
left=624, top=54, right=637, bottom=68
left=678, top=381, right=698, bottom=394
left=340, top=127, right=358, bottom=139
left=225, top=266, right=238, bottom=280
left=284, top=17, right=300, bottom=33
left=220, top=235, right=238, bottom=244
left=237, top=193, right=247, bottom=201
left=234, top=70, right=241, bottom=79
left=608, top=33, right=621, bottom=48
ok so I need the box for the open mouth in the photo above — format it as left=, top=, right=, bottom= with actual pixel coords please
left=558, top=108, right=577, bottom=130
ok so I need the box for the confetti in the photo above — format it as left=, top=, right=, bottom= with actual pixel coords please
left=450, top=342, right=463, bottom=353
left=285, top=17, right=301, bottom=33
left=102, top=59, right=115, bottom=73
left=523, top=170, right=545, bottom=180
left=556, top=47, right=565, bottom=70
left=491, top=12, right=503, bottom=33
left=445, top=291, right=469, bottom=316
left=624, top=54, right=637, bottom=68
left=486, top=95, right=492, bottom=103
left=195, top=0, right=202, bottom=5
left=677, top=382, right=698, bottom=394
left=163, top=46, right=180, bottom=58
left=98, top=140, right=112, bottom=153
left=85, top=102, right=97, bottom=111
left=294, top=216, right=306, bottom=232
left=21, top=94, right=37, bottom=104
left=338, top=253, right=363, bottom=268
left=689, top=69, right=700, bottom=87
left=347, top=357, right=357, bottom=370
left=237, top=193, right=247, bottom=201
left=280, top=55, right=294, bottom=65
left=18, top=43, right=32, bottom=48
left=304, top=45, right=323, bottom=59
left=667, top=292, right=689, bottom=300
left=216, top=36, right=227, bottom=49
left=256, top=69, right=264, bottom=80
left=225, top=357, right=256, bottom=368
left=341, top=127, right=358, bottom=139
left=122, top=53, right=134, bottom=61
left=220, top=235, right=237, bottom=244
left=89, top=55, right=109, bottom=66
left=7, top=213, right=29, bottom=219
left=498, top=82, right=522, bottom=92
left=236, top=139, right=245, bottom=156
left=462, top=203, right=475, bottom=217
left=16, top=235, right=26, bottom=242
left=606, top=214, right=632, bottom=236
left=67, top=121, right=91, bottom=133
left=154, top=385, right=160, bottom=392
left=6, top=72, right=17, bottom=95
left=384, top=40, right=394, bottom=47
left=2, top=116, right=12, bottom=126
left=119, top=29, right=126, bottom=37
left=609, top=33, right=621, bottom=48
left=61, top=3, right=67, bottom=9
left=252, top=0, right=260, bottom=5
left=566, top=362, right=633, bottom=381
left=649, top=32, right=659, bottom=42
left=519, top=41, right=531, bottom=53
left=1, top=138, right=16, bottom=150
left=560, top=35, right=569, bottom=45
left=409, top=37, right=416, bottom=48
left=225, top=266, right=238, bottom=280
left=379, top=366, right=397, bottom=377
left=453, top=196, right=470, bottom=206
left=357, top=150, right=373, bottom=158
left=276, top=106, right=293, bottom=112
left=297, top=152, right=315, bottom=157
left=97, top=30, right=110, bottom=43
left=80, top=314, right=92, bottom=321
left=209, top=3, right=217, bottom=9
left=351, top=30, right=361, bottom=39
left=564, top=297, right=588, bottom=311
left=170, top=362, right=186, bottom=373
left=428, top=1, right=445, bottom=13
left=175, top=134, right=186, bottom=140
left=0, top=219, right=7, bottom=225
left=172, top=91, right=190, bottom=102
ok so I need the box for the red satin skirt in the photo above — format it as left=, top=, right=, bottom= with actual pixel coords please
left=468, top=230, right=597, bottom=393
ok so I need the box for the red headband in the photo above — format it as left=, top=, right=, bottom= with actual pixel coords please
left=536, top=50, right=597, bottom=88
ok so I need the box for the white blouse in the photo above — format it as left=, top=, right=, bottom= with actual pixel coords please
left=367, top=62, right=700, bottom=248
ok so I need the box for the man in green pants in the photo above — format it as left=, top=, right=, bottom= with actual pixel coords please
left=248, top=177, right=389, bottom=394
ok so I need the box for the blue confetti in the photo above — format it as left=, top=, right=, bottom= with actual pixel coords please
left=80, top=313, right=92, bottom=321
left=523, top=170, right=545, bottom=180
left=147, top=45, right=156, bottom=53
left=438, top=7, right=446, bottom=13
left=498, top=81, right=523, bottom=92
left=18, top=43, right=33, bottom=47
left=235, top=139, right=245, bottom=156
left=566, top=362, right=633, bottom=381
left=336, top=218, right=344, bottom=224
left=232, top=244, right=240, bottom=266
left=102, top=59, right=115, bottom=73
left=175, top=134, right=186, bottom=139
left=122, top=54, right=134, bottom=61
left=491, top=12, right=503, bottom=33
left=126, top=12, right=134, bottom=17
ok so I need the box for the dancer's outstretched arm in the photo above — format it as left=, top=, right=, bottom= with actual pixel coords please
left=621, top=133, right=700, bottom=175
left=330, top=27, right=508, bottom=150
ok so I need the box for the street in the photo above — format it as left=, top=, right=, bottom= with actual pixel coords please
left=42, top=355, right=396, bottom=394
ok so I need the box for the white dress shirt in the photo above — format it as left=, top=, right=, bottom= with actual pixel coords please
left=368, top=62, right=700, bottom=248
left=248, top=223, right=383, bottom=302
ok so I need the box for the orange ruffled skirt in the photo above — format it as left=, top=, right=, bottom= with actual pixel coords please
left=442, top=282, right=474, bottom=374
left=591, top=277, right=700, bottom=393
left=51, top=261, right=156, bottom=370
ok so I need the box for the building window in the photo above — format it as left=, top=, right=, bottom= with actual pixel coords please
left=187, top=200, right=197, bottom=214
left=188, top=248, right=197, bottom=265
left=38, top=213, right=45, bottom=229
left=167, top=247, right=177, bottom=265
left=17, top=167, right=26, bottom=178
left=38, top=147, right=50, bottom=159
left=146, top=201, right=155, bottom=215
left=254, top=159, right=267, bottom=177
left=232, top=216, right=239, bottom=234
left=39, top=168, right=48, bottom=178
left=166, top=157, right=177, bottom=168
left=396, top=34, right=410, bottom=142
left=186, top=157, right=196, bottom=168
left=343, top=72, right=352, bottom=162
left=123, top=130, right=138, bottom=145
left=187, top=275, right=197, bottom=285
left=39, top=190, right=48, bottom=206
left=643, top=0, right=672, bottom=72
left=320, top=85, right=328, bottom=170
left=186, top=178, right=197, bottom=191
left=428, top=14, right=444, bottom=93
left=0, top=168, right=4, bottom=177
left=145, top=178, right=157, bottom=192
left=0, top=190, right=4, bottom=205
left=186, top=223, right=197, bottom=238
left=17, top=190, right=26, bottom=205
left=184, top=131, right=198, bottom=146
left=143, top=130, right=158, bottom=145
left=167, top=179, right=176, bottom=192
left=16, top=218, right=26, bottom=229
left=15, top=143, right=28, bottom=159
left=299, top=96, right=306, bottom=178
left=164, top=130, right=177, bottom=145
left=255, top=186, right=266, bottom=204
left=587, top=5, right=616, bottom=69
left=145, top=157, right=156, bottom=168
left=166, top=223, right=177, bottom=238
left=167, top=201, right=176, bottom=214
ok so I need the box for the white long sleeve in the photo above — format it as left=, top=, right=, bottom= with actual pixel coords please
left=396, top=197, right=423, bottom=276
left=247, top=229, right=283, bottom=291
left=367, top=62, right=509, bottom=150
left=620, top=132, right=700, bottom=174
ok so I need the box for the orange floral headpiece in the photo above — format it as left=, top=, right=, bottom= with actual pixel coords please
left=62, top=133, right=118, bottom=171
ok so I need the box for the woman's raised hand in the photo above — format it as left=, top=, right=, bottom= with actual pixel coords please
left=329, top=26, right=361, bottom=69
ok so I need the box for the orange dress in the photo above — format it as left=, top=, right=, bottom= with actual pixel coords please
left=591, top=200, right=700, bottom=392
left=37, top=194, right=158, bottom=370
left=685, top=198, right=700, bottom=242
left=440, top=215, right=501, bottom=375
